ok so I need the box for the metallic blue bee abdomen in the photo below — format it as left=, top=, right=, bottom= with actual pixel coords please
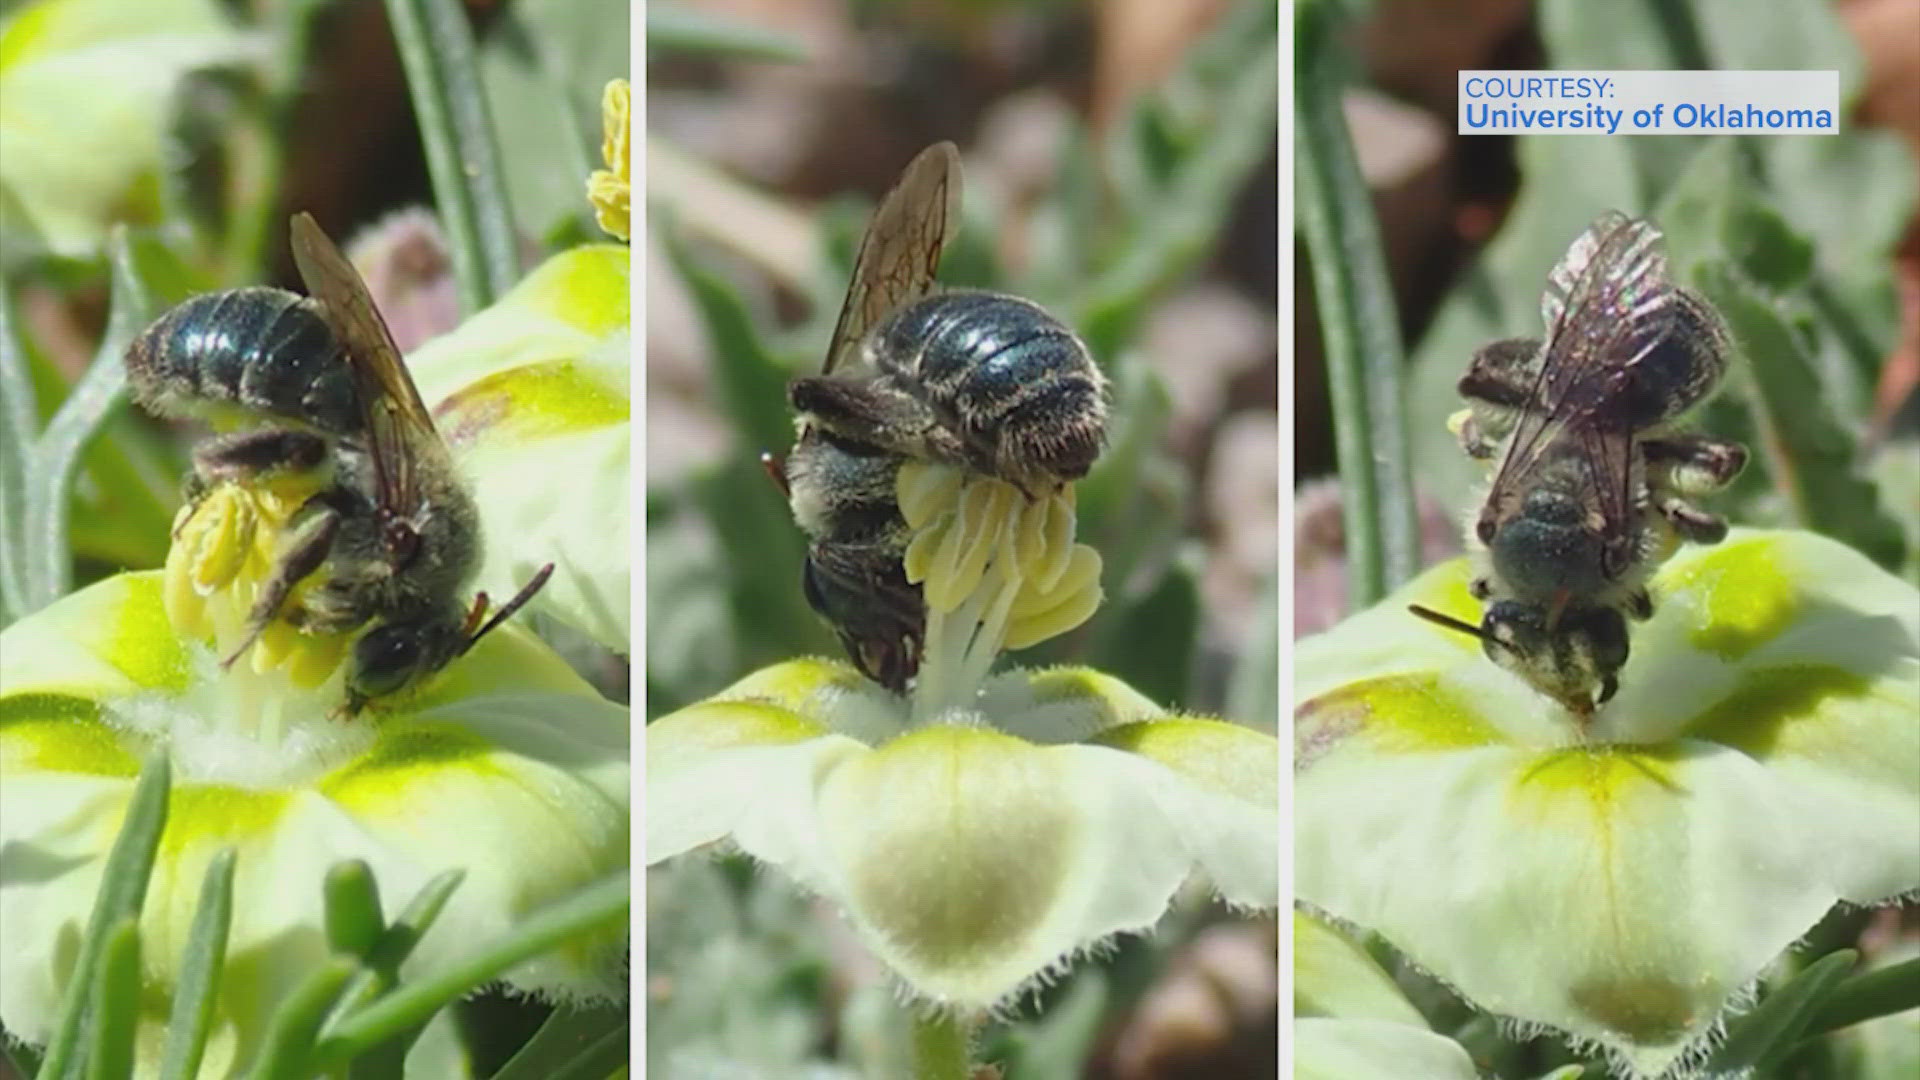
left=876, top=292, right=1105, bottom=481
left=127, top=286, right=358, bottom=434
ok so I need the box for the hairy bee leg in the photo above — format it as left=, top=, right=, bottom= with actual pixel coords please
left=1642, top=433, right=1747, bottom=495
left=790, top=376, right=938, bottom=458
left=1626, top=588, right=1654, bottom=620
left=191, top=428, right=331, bottom=484
left=1656, top=497, right=1730, bottom=544
left=221, top=505, right=342, bottom=668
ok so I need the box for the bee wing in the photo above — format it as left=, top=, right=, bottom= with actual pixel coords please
left=820, top=141, right=962, bottom=375
left=289, top=213, right=447, bottom=532
left=1490, top=213, right=1674, bottom=528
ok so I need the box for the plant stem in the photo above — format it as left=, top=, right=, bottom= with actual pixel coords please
left=1294, top=0, right=1422, bottom=609
left=383, top=0, right=519, bottom=314
left=911, top=1009, right=973, bottom=1080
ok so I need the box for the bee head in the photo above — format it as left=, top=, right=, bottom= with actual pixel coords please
left=346, top=615, right=470, bottom=708
left=342, top=564, right=556, bottom=713
left=1410, top=599, right=1629, bottom=717
left=1480, top=599, right=1629, bottom=715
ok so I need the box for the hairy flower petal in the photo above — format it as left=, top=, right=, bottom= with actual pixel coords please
left=646, top=660, right=1276, bottom=1009
left=1294, top=529, right=1920, bottom=1075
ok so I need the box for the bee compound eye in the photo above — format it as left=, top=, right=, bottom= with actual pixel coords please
left=1475, top=518, right=1496, bottom=544
left=351, top=625, right=424, bottom=698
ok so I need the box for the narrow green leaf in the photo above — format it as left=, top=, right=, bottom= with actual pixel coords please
left=312, top=871, right=629, bottom=1068
left=329, top=876, right=457, bottom=1015
left=324, top=860, right=386, bottom=960
left=160, top=848, right=237, bottom=1080
left=1295, top=0, right=1419, bottom=608
left=1693, top=264, right=1905, bottom=569
left=37, top=752, right=171, bottom=1080
left=1802, top=955, right=1920, bottom=1038
left=1707, top=948, right=1858, bottom=1073
left=244, top=957, right=360, bottom=1080
left=84, top=920, right=141, bottom=1080
left=492, top=1007, right=628, bottom=1080
left=326, top=869, right=466, bottom=1077
left=0, top=293, right=35, bottom=620
left=23, top=229, right=155, bottom=611
left=645, top=3, right=809, bottom=62
left=383, top=0, right=519, bottom=313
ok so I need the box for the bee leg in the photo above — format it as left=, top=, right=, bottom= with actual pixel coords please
left=1656, top=497, right=1729, bottom=545
left=791, top=377, right=937, bottom=458
left=191, top=428, right=330, bottom=485
left=221, top=506, right=342, bottom=669
left=1469, top=576, right=1494, bottom=601
left=1626, top=588, right=1654, bottom=620
left=1642, top=433, right=1747, bottom=496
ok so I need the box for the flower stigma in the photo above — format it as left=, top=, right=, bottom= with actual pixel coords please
left=898, top=461, right=1103, bottom=722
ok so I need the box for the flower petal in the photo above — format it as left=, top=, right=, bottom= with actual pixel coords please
left=1295, top=1018, right=1480, bottom=1080
left=1296, top=736, right=1875, bottom=1074
left=1292, top=910, right=1423, bottom=1026
left=407, top=244, right=632, bottom=652
left=0, top=0, right=256, bottom=260
left=1, top=569, right=632, bottom=1062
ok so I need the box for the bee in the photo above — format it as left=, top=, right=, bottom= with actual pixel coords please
left=126, top=212, right=553, bottom=713
left=767, top=141, right=1108, bottom=692
left=1410, top=211, right=1747, bottom=717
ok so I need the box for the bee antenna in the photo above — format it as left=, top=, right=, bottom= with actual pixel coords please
left=1407, top=604, right=1510, bottom=655
left=462, top=563, right=556, bottom=653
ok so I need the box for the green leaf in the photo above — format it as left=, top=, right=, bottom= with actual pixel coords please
left=492, top=1007, right=628, bottom=1080
left=987, top=971, right=1108, bottom=1080
left=1225, top=576, right=1279, bottom=729
left=84, top=918, right=141, bottom=1080
left=160, top=848, right=236, bottom=1080
left=383, top=0, right=518, bottom=314
left=324, top=860, right=386, bottom=960
left=36, top=751, right=169, bottom=1080
left=245, top=957, right=361, bottom=1080
left=313, top=871, right=630, bottom=1069
left=1803, top=955, right=1920, bottom=1039
left=1294, top=0, right=1418, bottom=608
left=0, top=291, right=34, bottom=621
left=1071, top=11, right=1277, bottom=362
left=1693, top=263, right=1905, bottom=569
left=1707, top=949, right=1858, bottom=1073
left=477, top=0, right=626, bottom=242
left=21, top=227, right=159, bottom=611
left=326, top=869, right=466, bottom=1077
left=1088, top=552, right=1199, bottom=707
left=644, top=3, right=808, bottom=62
left=0, top=0, right=254, bottom=264
left=659, top=220, right=794, bottom=457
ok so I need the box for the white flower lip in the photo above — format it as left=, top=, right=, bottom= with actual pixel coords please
left=1293, top=528, right=1920, bottom=1076
left=407, top=244, right=633, bottom=654
left=0, top=571, right=630, bottom=1068
left=646, top=658, right=1278, bottom=1010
